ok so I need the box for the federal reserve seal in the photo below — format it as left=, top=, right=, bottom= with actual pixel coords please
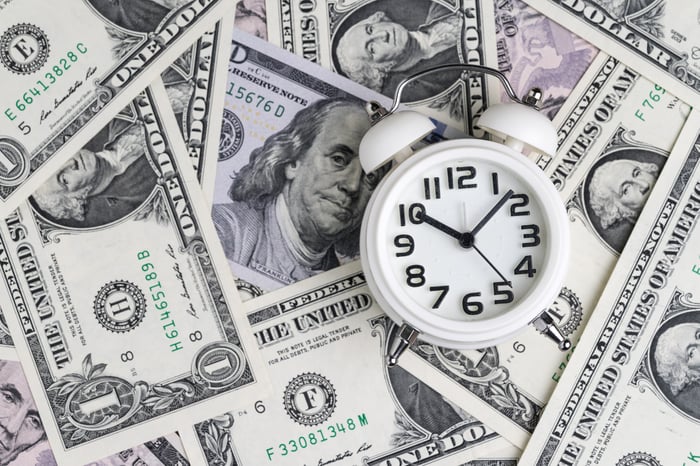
left=93, top=281, right=146, bottom=333
left=218, top=109, right=244, bottom=160
left=283, top=373, right=336, bottom=426
left=616, top=451, right=661, bottom=466
left=0, top=24, right=49, bottom=74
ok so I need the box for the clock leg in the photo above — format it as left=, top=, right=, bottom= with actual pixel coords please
left=386, top=323, right=420, bottom=366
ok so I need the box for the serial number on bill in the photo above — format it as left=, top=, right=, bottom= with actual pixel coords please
left=265, top=414, right=368, bottom=461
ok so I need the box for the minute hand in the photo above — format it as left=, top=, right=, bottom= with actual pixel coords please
left=470, top=189, right=514, bottom=236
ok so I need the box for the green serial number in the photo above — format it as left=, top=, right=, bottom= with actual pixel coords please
left=137, top=249, right=183, bottom=352
left=4, top=43, right=88, bottom=127
left=225, top=82, right=285, bottom=117
left=265, top=414, right=368, bottom=461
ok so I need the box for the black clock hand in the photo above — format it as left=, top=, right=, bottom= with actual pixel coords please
left=418, top=211, right=463, bottom=241
left=470, top=189, right=514, bottom=237
left=473, top=245, right=511, bottom=285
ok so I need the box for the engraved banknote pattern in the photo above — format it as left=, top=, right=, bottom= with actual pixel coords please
left=0, top=83, right=266, bottom=465
left=520, top=109, right=700, bottom=465
left=0, top=0, right=229, bottom=213
left=181, top=263, right=505, bottom=466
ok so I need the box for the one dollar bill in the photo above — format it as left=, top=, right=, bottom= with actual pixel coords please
left=0, top=82, right=267, bottom=465
left=520, top=108, right=700, bottom=464
left=523, top=0, right=700, bottom=109
left=0, top=0, right=229, bottom=214
left=180, top=262, right=507, bottom=466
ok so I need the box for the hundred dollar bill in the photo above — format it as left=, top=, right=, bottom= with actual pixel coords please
left=265, top=0, right=499, bottom=133
left=0, top=0, right=232, bottom=215
left=161, top=18, right=234, bottom=200
left=519, top=108, right=700, bottom=465
left=523, top=0, right=700, bottom=108
left=396, top=53, right=690, bottom=448
left=494, top=0, right=598, bottom=118
left=209, top=31, right=394, bottom=294
left=0, top=82, right=267, bottom=465
left=0, top=357, right=190, bottom=465
left=179, top=262, right=504, bottom=466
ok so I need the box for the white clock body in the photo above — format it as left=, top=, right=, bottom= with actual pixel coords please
left=360, top=138, right=569, bottom=349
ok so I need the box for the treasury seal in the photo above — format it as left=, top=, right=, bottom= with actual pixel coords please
left=0, top=24, right=50, bottom=74
left=93, top=281, right=146, bottom=333
left=616, top=451, right=661, bottom=466
left=283, top=372, right=336, bottom=426
left=218, top=109, right=244, bottom=160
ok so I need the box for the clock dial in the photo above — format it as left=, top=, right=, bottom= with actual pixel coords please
left=377, top=147, right=549, bottom=323
left=361, top=138, right=569, bottom=348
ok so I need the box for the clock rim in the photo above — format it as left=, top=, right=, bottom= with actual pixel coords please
left=360, top=138, right=569, bottom=347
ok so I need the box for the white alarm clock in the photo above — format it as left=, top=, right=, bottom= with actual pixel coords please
left=358, top=65, right=571, bottom=365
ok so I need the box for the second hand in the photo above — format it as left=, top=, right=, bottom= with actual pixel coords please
left=473, top=245, right=511, bottom=286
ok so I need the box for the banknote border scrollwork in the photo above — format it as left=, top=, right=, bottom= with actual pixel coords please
left=409, top=341, right=542, bottom=432
left=0, top=136, right=30, bottom=187
left=195, top=414, right=238, bottom=466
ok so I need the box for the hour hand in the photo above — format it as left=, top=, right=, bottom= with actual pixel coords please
left=418, top=211, right=463, bottom=241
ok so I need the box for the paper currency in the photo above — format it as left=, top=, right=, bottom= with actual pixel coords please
left=523, top=0, right=700, bottom=109
left=161, top=17, right=234, bottom=200
left=265, top=0, right=499, bottom=132
left=235, top=0, right=267, bottom=40
left=179, top=262, right=505, bottom=466
left=520, top=108, right=700, bottom=465
left=494, top=0, right=598, bottom=118
left=0, top=0, right=230, bottom=214
left=209, top=31, right=394, bottom=294
left=0, top=357, right=190, bottom=466
left=0, top=83, right=267, bottom=465
left=0, top=306, right=12, bottom=359
left=397, top=53, right=689, bottom=447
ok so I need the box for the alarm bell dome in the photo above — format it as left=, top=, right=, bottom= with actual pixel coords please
left=359, top=110, right=436, bottom=173
left=477, top=103, right=557, bottom=156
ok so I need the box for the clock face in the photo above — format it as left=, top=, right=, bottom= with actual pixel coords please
left=363, top=140, right=567, bottom=340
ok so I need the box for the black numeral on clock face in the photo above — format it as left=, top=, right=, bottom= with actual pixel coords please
left=394, top=234, right=415, bottom=257
left=429, top=285, right=449, bottom=309
left=423, top=166, right=478, bottom=200
left=405, top=265, right=426, bottom=287
left=491, top=172, right=499, bottom=195
left=509, top=194, right=530, bottom=216
left=424, top=177, right=441, bottom=199
left=493, top=281, right=514, bottom=304
left=514, top=255, right=536, bottom=277
left=399, top=203, right=425, bottom=226
left=462, top=292, right=483, bottom=315
left=521, top=224, right=540, bottom=247
left=446, top=166, right=477, bottom=189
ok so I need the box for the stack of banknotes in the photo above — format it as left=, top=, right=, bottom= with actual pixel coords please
left=0, top=0, right=697, bottom=464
